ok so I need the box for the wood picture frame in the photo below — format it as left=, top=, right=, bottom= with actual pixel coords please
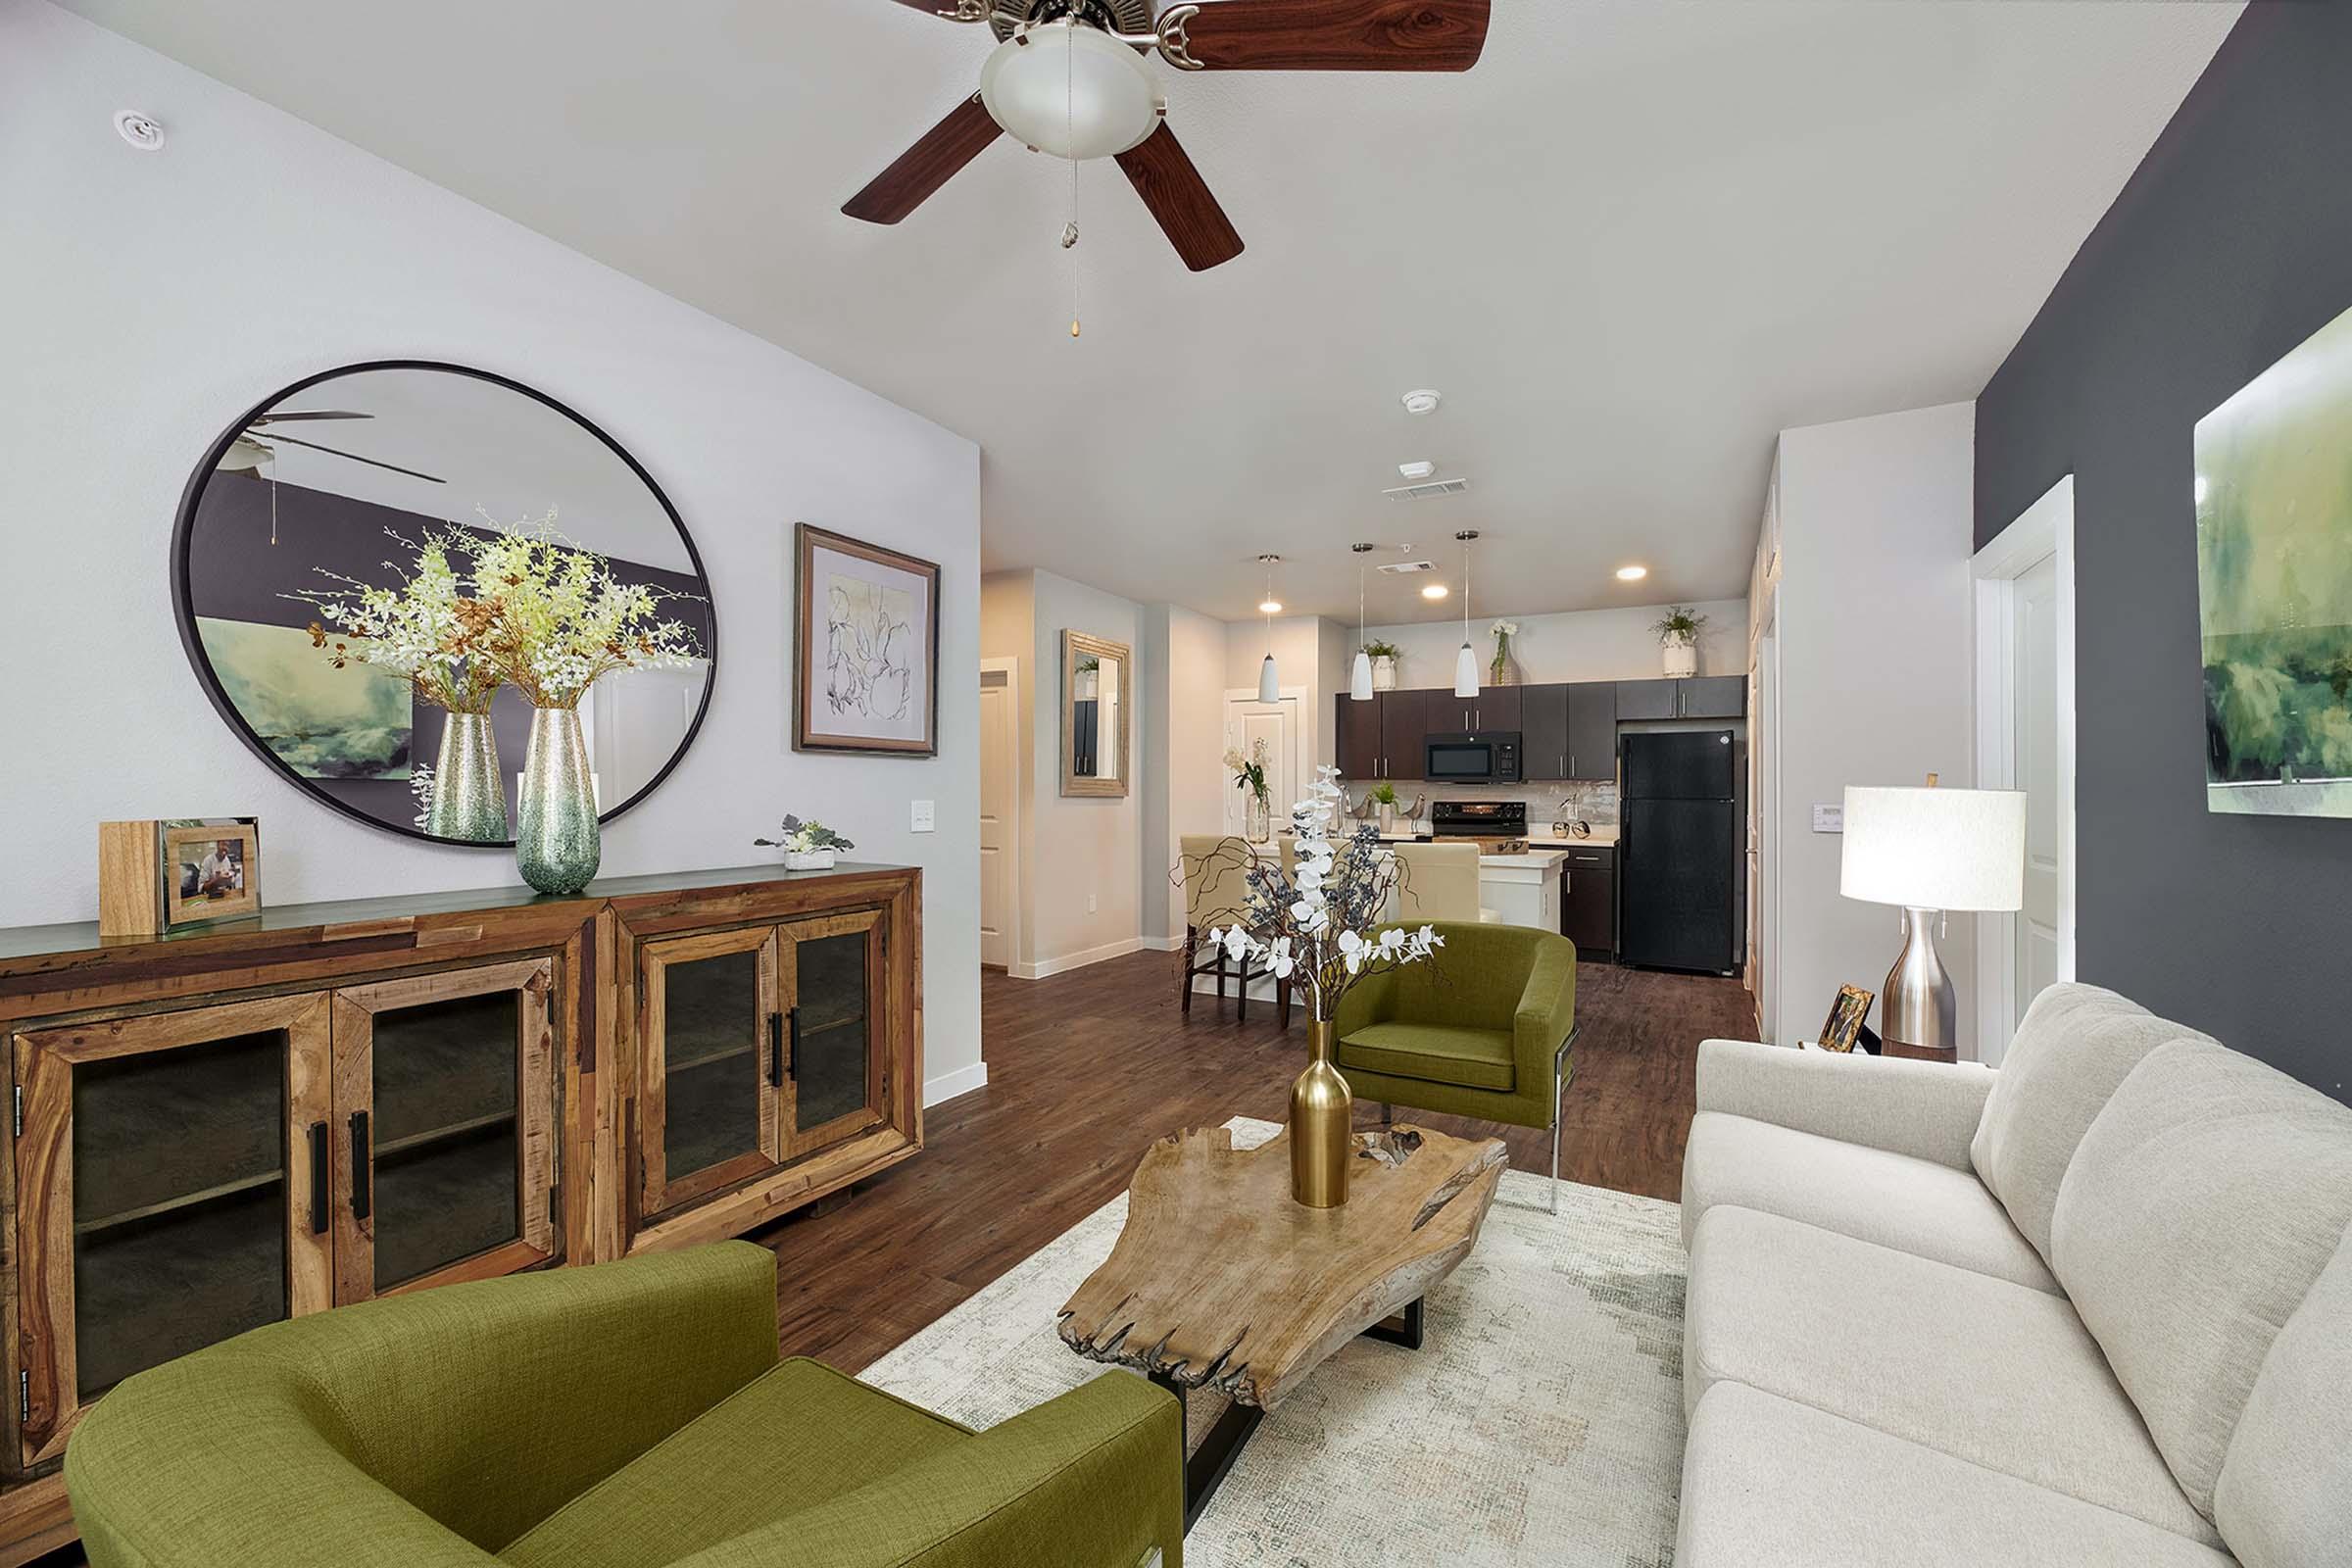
left=1060, top=630, right=1132, bottom=798
left=792, top=522, right=941, bottom=757
left=99, top=817, right=262, bottom=936
left=1818, top=983, right=1875, bottom=1053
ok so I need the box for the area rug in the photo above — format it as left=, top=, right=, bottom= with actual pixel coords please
left=861, top=1118, right=1688, bottom=1566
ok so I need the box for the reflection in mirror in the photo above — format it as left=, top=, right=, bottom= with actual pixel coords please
left=1061, top=631, right=1130, bottom=798
left=174, top=364, right=716, bottom=846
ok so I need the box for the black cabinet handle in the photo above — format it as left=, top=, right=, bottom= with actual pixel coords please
left=349, top=1110, right=371, bottom=1221
left=769, top=1011, right=786, bottom=1088
left=307, top=1121, right=329, bottom=1235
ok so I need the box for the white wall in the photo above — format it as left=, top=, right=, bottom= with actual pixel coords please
left=1767, top=402, right=1978, bottom=1049
left=1139, top=605, right=1226, bottom=942
left=0, top=3, right=984, bottom=1102
left=1362, top=600, right=1749, bottom=688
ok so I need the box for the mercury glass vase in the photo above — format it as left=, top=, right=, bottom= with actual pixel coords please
left=515, top=707, right=601, bottom=896
left=1290, top=1018, right=1352, bottom=1208
left=424, top=711, right=508, bottom=843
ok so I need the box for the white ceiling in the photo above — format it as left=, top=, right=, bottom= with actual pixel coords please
left=64, top=0, right=2237, bottom=625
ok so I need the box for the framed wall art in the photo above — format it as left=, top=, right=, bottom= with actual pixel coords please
left=793, top=523, right=940, bottom=757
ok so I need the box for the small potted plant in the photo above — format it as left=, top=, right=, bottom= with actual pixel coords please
left=1362, top=639, right=1402, bottom=692
left=1368, top=780, right=1400, bottom=834
left=756, top=814, right=857, bottom=871
left=1652, top=606, right=1708, bottom=678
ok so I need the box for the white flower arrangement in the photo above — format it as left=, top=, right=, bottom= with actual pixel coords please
left=467, top=512, right=703, bottom=710
left=1206, top=765, right=1444, bottom=1021
left=1490, top=619, right=1521, bottom=644
left=293, top=526, right=504, bottom=714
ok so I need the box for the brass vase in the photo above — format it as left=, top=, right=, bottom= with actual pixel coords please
left=424, top=711, right=508, bottom=843
left=515, top=707, right=601, bottom=896
left=1290, top=1018, right=1352, bottom=1208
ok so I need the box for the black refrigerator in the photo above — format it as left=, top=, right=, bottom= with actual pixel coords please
left=1618, top=730, right=1739, bottom=974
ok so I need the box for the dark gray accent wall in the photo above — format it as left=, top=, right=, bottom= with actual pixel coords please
left=1975, top=2, right=2352, bottom=1100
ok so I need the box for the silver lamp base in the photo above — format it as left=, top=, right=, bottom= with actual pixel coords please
left=1882, top=906, right=1956, bottom=1056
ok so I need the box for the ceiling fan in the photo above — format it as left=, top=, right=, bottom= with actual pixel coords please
left=219, top=409, right=447, bottom=485
left=843, top=0, right=1493, bottom=271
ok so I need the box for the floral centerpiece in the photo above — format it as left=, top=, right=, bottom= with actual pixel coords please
left=755, top=814, right=857, bottom=871
left=294, top=526, right=510, bottom=842
left=1652, top=605, right=1708, bottom=678
left=1489, top=619, right=1522, bottom=686
left=1206, top=766, right=1444, bottom=1206
left=1224, top=744, right=1272, bottom=840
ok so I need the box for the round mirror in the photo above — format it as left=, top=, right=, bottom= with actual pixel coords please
left=172, top=362, right=716, bottom=846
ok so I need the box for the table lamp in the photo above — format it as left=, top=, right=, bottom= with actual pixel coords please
left=1839, top=780, right=2025, bottom=1057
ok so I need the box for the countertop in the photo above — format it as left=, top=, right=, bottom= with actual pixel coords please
left=1479, top=849, right=1568, bottom=871
left=1371, top=829, right=1618, bottom=850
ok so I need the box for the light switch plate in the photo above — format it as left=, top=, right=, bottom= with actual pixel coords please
left=910, top=800, right=934, bottom=833
left=1812, top=804, right=1843, bottom=834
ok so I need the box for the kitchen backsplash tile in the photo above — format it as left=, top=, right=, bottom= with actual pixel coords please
left=1347, top=779, right=1618, bottom=834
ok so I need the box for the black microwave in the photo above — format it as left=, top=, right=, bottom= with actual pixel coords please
left=1425, top=732, right=1521, bottom=784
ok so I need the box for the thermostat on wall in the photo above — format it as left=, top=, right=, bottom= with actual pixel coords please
left=1812, top=804, right=1844, bottom=834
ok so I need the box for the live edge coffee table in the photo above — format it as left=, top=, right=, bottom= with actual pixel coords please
left=1057, top=1122, right=1508, bottom=1528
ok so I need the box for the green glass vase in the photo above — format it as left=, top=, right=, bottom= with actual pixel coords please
left=515, top=707, right=600, bottom=895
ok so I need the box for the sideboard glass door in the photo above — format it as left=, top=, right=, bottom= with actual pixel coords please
left=778, top=909, right=888, bottom=1162
left=331, top=958, right=557, bottom=1301
left=640, top=927, right=781, bottom=1217
left=13, top=995, right=333, bottom=1464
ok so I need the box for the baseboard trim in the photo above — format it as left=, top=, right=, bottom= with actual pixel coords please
left=1138, top=935, right=1184, bottom=953
left=1009, top=936, right=1153, bottom=981
left=923, top=1060, right=990, bottom=1107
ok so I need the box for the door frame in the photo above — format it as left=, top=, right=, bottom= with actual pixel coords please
left=12, top=994, right=333, bottom=1464
left=1972, top=473, right=2078, bottom=1065
left=979, top=657, right=1021, bottom=973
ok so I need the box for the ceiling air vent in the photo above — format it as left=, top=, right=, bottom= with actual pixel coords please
left=1382, top=477, right=1470, bottom=501
left=1377, top=559, right=1439, bottom=576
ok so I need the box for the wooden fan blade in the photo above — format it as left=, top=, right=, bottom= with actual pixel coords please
left=1115, top=124, right=1244, bottom=272
left=1167, top=0, right=1490, bottom=72
left=878, top=0, right=989, bottom=20
left=264, top=430, right=446, bottom=484
left=250, top=410, right=373, bottom=424
left=843, top=95, right=1004, bottom=224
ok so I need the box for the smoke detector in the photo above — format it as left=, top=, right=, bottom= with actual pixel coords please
left=114, top=110, right=166, bottom=151
left=1400, top=389, right=1442, bottom=416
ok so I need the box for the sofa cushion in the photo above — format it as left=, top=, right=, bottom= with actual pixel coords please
left=1681, top=1111, right=2057, bottom=1293
left=2214, top=1225, right=2352, bottom=1568
left=500, top=1358, right=969, bottom=1568
left=1686, top=1205, right=2216, bottom=1544
left=1678, top=1382, right=2238, bottom=1568
left=1338, top=1021, right=1516, bottom=1092
left=1971, top=982, right=2214, bottom=1266
left=2052, top=1040, right=2352, bottom=1522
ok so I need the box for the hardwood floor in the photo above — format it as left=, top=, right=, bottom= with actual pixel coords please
left=759, top=950, right=1757, bottom=1374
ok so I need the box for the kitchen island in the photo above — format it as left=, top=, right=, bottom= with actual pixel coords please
left=1473, top=847, right=1567, bottom=930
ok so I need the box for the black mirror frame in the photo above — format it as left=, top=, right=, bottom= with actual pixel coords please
left=169, top=359, right=719, bottom=849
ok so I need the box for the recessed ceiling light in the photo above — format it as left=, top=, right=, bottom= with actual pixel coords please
left=1398, top=460, right=1436, bottom=481
left=1615, top=564, right=1649, bottom=582
left=1421, top=583, right=1449, bottom=601
left=1258, top=598, right=1284, bottom=614
left=1401, top=389, right=1442, bottom=416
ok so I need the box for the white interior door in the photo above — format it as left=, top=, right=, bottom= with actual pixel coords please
left=1223, top=691, right=1299, bottom=840
left=2014, top=554, right=2062, bottom=1019
left=979, top=664, right=1016, bottom=969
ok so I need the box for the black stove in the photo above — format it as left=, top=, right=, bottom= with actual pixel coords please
left=1432, top=801, right=1527, bottom=838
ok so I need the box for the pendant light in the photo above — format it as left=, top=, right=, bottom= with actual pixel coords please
left=1256, top=554, right=1283, bottom=705
left=1453, top=530, right=1482, bottom=699
left=1349, top=543, right=1376, bottom=702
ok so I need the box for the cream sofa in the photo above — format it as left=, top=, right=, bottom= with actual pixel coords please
left=1676, top=983, right=2350, bottom=1568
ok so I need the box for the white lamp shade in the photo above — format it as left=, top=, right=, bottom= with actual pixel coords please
left=1840, top=786, right=2025, bottom=912
left=979, top=23, right=1164, bottom=161
left=1453, top=642, right=1480, bottom=699
left=1257, top=654, right=1280, bottom=706
left=1350, top=649, right=1374, bottom=701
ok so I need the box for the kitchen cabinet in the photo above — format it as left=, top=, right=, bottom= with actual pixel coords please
left=1336, top=694, right=1381, bottom=783
left=1520, top=685, right=1569, bottom=781
left=1566, top=682, right=1619, bottom=779
left=1429, top=685, right=1517, bottom=735
left=1558, top=845, right=1617, bottom=958
left=1381, top=690, right=1430, bottom=780
left=1616, top=677, right=1746, bottom=722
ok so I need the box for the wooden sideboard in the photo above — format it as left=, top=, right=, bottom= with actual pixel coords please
left=0, top=861, right=922, bottom=1564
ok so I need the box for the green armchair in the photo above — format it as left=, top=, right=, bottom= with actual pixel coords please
left=1334, top=920, right=1579, bottom=1211
left=66, top=1243, right=1183, bottom=1568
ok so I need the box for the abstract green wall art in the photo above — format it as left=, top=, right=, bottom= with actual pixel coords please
left=2196, top=301, right=2352, bottom=818
left=195, top=616, right=414, bottom=779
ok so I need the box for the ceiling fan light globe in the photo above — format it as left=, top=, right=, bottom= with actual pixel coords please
left=980, top=24, right=1164, bottom=162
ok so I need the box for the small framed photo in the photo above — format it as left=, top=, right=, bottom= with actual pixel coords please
left=100, top=817, right=263, bottom=936
left=1818, top=984, right=1875, bottom=1054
